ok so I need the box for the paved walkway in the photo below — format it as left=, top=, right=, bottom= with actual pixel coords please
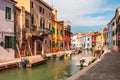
left=77, top=50, right=120, bottom=80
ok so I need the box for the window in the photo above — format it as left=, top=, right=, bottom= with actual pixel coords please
left=40, top=18, right=42, bottom=27
left=45, top=40, right=47, bottom=44
left=49, top=13, right=51, bottom=19
left=31, top=15, right=34, bottom=24
left=43, top=8, right=45, bottom=14
left=39, top=6, right=45, bottom=15
left=31, top=1, right=33, bottom=8
left=88, top=38, right=90, bottom=41
left=5, top=7, right=11, bottom=20
left=5, top=36, right=15, bottom=48
left=52, top=27, right=55, bottom=34
left=60, top=42, right=63, bottom=47
left=25, top=19, right=29, bottom=28
left=52, top=41, right=55, bottom=47
left=112, top=31, right=114, bottom=36
left=40, top=17, right=45, bottom=28
left=60, top=30, right=63, bottom=36
left=112, top=22, right=114, bottom=26
left=43, top=19, right=45, bottom=28
left=39, top=6, right=42, bottom=13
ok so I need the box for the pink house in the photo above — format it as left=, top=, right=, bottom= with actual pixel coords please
left=0, top=0, right=16, bottom=48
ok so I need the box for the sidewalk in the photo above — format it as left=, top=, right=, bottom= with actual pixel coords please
left=76, top=50, right=120, bottom=80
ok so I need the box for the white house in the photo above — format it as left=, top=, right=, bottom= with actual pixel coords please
left=71, top=32, right=84, bottom=49
left=77, top=32, right=84, bottom=49
left=71, top=33, right=77, bottom=49
left=81, top=32, right=93, bottom=50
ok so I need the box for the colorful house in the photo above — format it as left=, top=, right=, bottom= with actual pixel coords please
left=108, top=17, right=118, bottom=51
left=115, top=8, right=120, bottom=52
left=15, top=0, right=53, bottom=55
left=63, top=21, right=72, bottom=50
left=77, top=32, right=85, bottom=49
left=71, top=33, right=78, bottom=49
left=81, top=35, right=86, bottom=50
left=103, top=26, right=108, bottom=46
left=96, top=31, right=104, bottom=49
left=108, top=18, right=114, bottom=50
left=52, top=9, right=63, bottom=52
left=0, top=0, right=16, bottom=49
left=15, top=6, right=31, bottom=57
left=85, top=31, right=93, bottom=50
left=92, top=32, right=97, bottom=47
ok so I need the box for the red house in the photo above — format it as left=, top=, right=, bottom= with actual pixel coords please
left=63, top=21, right=72, bottom=50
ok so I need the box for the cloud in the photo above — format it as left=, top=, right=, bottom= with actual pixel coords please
left=44, top=0, right=119, bottom=27
left=73, top=16, right=109, bottom=26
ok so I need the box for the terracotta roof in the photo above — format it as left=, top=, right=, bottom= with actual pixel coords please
left=86, top=31, right=95, bottom=36
left=103, top=27, right=108, bottom=32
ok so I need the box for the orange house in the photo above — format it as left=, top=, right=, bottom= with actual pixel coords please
left=52, top=9, right=63, bottom=52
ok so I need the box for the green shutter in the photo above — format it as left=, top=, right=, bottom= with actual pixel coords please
left=5, top=36, right=8, bottom=48
left=60, top=42, right=63, bottom=47
left=10, top=37, right=15, bottom=48
left=52, top=27, right=55, bottom=34
left=52, top=41, right=55, bottom=47
left=5, top=7, right=7, bottom=19
left=60, top=30, right=63, bottom=36
left=5, top=7, right=11, bottom=20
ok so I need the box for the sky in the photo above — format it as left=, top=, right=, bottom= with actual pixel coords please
left=44, top=0, right=120, bottom=33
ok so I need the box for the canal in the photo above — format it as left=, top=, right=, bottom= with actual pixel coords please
left=0, top=50, right=92, bottom=80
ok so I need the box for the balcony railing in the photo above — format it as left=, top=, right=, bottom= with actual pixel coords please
left=31, top=25, right=52, bottom=37
left=38, top=27, right=52, bottom=36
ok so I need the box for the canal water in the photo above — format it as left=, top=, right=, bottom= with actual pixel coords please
left=0, top=50, right=92, bottom=80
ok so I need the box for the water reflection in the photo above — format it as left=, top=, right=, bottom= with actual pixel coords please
left=82, top=50, right=92, bottom=57
left=0, top=50, right=92, bottom=80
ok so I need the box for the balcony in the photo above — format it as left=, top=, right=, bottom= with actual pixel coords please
left=31, top=25, right=52, bottom=40
left=38, top=27, right=52, bottom=37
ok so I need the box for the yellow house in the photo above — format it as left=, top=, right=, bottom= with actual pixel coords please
left=52, top=9, right=63, bottom=52
left=96, top=32, right=104, bottom=49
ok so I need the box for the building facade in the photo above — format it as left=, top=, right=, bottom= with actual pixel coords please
left=0, top=0, right=16, bottom=49
left=15, top=6, right=31, bottom=57
left=115, top=8, right=120, bottom=52
left=108, top=22, right=113, bottom=50
left=76, top=32, right=84, bottom=49
left=96, top=31, right=104, bottom=49
left=30, top=0, right=52, bottom=54
left=92, top=32, right=97, bottom=48
left=63, top=21, right=71, bottom=50
left=85, top=32, right=92, bottom=50
left=71, top=33, right=77, bottom=49
left=103, top=26, right=108, bottom=46
left=15, top=0, right=53, bottom=55
left=52, top=9, right=63, bottom=52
